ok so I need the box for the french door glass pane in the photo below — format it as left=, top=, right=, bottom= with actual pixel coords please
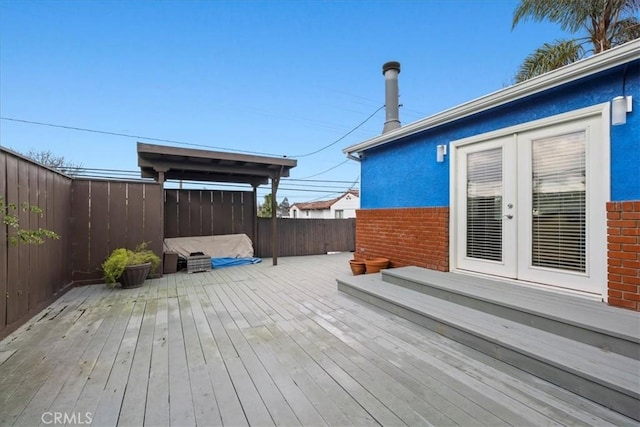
left=532, top=132, right=586, bottom=272
left=466, top=148, right=502, bottom=261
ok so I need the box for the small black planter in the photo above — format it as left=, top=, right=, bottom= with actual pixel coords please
left=119, top=262, right=151, bottom=289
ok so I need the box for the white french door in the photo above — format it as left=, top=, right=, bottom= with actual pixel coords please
left=452, top=107, right=608, bottom=295
left=455, top=136, right=517, bottom=278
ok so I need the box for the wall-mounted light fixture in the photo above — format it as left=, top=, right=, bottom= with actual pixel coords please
left=612, top=95, right=632, bottom=126
left=436, top=144, right=447, bottom=163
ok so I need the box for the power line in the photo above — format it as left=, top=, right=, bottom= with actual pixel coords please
left=166, top=179, right=359, bottom=196
left=306, top=190, right=349, bottom=202
left=259, top=186, right=357, bottom=194
left=284, top=178, right=359, bottom=184
left=300, top=174, right=359, bottom=203
left=65, top=167, right=360, bottom=184
left=66, top=168, right=359, bottom=195
left=0, top=116, right=283, bottom=157
left=2, top=105, right=383, bottom=161
left=348, top=173, right=360, bottom=190
left=314, top=84, right=428, bottom=120
left=3, top=109, right=376, bottom=186
left=274, top=182, right=352, bottom=190
left=296, top=159, right=352, bottom=180
left=288, top=105, right=384, bottom=158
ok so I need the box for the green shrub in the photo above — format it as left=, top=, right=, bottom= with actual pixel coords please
left=102, top=242, right=161, bottom=286
left=1, top=196, right=59, bottom=245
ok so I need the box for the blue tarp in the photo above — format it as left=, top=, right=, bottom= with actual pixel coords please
left=211, top=257, right=262, bottom=269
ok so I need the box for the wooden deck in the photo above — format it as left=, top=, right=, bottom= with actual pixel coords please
left=0, top=252, right=636, bottom=426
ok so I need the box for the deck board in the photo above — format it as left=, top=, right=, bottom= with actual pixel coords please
left=177, top=294, right=222, bottom=427
left=342, top=276, right=640, bottom=391
left=187, top=287, right=244, bottom=426
left=90, top=299, right=146, bottom=427
left=117, top=298, right=157, bottom=427
left=310, top=312, right=508, bottom=426
left=167, top=296, right=196, bottom=426
left=384, top=267, right=640, bottom=342
left=1, top=252, right=637, bottom=426
left=335, top=305, right=549, bottom=425
left=2, top=287, right=120, bottom=425
left=0, top=285, right=98, bottom=394
left=143, top=290, right=170, bottom=426
left=279, top=319, right=406, bottom=426
left=211, top=296, right=300, bottom=426
left=262, top=321, right=374, bottom=426
left=199, top=286, right=274, bottom=426
left=338, top=279, right=637, bottom=426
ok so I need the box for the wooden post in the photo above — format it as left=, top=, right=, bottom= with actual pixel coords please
left=252, top=183, right=258, bottom=257
left=271, top=172, right=280, bottom=266
left=157, top=170, right=166, bottom=275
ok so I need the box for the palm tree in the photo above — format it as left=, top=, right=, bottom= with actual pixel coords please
left=512, top=0, right=640, bottom=82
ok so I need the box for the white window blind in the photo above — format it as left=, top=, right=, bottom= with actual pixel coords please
left=466, top=148, right=503, bottom=261
left=531, top=132, right=586, bottom=272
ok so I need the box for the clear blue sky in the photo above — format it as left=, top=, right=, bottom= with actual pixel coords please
left=0, top=0, right=568, bottom=204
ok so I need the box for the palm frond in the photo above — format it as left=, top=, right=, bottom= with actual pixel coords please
left=512, top=0, right=593, bottom=33
left=610, top=17, right=640, bottom=45
left=513, top=0, right=638, bottom=81
left=515, top=40, right=585, bottom=83
left=620, top=0, right=640, bottom=14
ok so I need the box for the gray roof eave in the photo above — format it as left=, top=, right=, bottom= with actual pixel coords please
left=343, top=39, right=640, bottom=157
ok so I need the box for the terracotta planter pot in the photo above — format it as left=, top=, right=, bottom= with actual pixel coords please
left=119, top=262, right=151, bottom=289
left=349, top=260, right=366, bottom=275
left=365, top=257, right=389, bottom=274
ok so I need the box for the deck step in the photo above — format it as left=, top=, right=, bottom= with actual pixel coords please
left=337, top=274, right=640, bottom=421
left=382, top=267, right=640, bottom=360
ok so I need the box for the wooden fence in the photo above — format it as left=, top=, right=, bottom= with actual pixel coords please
left=164, top=189, right=255, bottom=241
left=1, top=149, right=73, bottom=339
left=165, top=190, right=355, bottom=258
left=256, top=218, right=355, bottom=257
left=1, top=146, right=355, bottom=338
left=70, top=179, right=164, bottom=284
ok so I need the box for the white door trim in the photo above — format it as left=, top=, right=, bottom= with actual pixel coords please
left=449, top=103, right=611, bottom=148
left=449, top=103, right=610, bottom=298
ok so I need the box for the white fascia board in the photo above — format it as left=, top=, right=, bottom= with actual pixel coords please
left=343, top=39, right=640, bottom=156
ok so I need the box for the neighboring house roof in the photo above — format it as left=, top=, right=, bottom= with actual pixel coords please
left=343, top=39, right=639, bottom=158
left=292, top=190, right=359, bottom=211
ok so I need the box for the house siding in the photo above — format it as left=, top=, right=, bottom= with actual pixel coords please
left=361, top=61, right=639, bottom=208
left=302, top=209, right=330, bottom=219
left=291, top=192, right=360, bottom=219
left=355, top=207, right=448, bottom=271
left=607, top=201, right=640, bottom=311
left=331, top=194, right=359, bottom=219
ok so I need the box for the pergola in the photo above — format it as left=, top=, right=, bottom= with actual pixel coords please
left=137, top=142, right=297, bottom=265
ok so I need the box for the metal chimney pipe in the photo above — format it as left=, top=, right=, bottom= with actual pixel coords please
left=382, top=61, right=401, bottom=134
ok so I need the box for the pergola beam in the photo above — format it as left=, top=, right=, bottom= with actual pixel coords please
left=137, top=142, right=297, bottom=267
left=138, top=158, right=288, bottom=179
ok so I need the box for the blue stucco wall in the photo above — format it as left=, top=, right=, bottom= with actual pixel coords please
left=360, top=61, right=639, bottom=208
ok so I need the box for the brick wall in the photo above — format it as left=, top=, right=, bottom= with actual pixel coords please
left=355, top=207, right=449, bottom=271
left=356, top=204, right=639, bottom=311
left=607, top=201, right=640, bottom=311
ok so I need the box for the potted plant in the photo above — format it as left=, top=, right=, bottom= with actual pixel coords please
left=102, top=242, right=161, bottom=288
